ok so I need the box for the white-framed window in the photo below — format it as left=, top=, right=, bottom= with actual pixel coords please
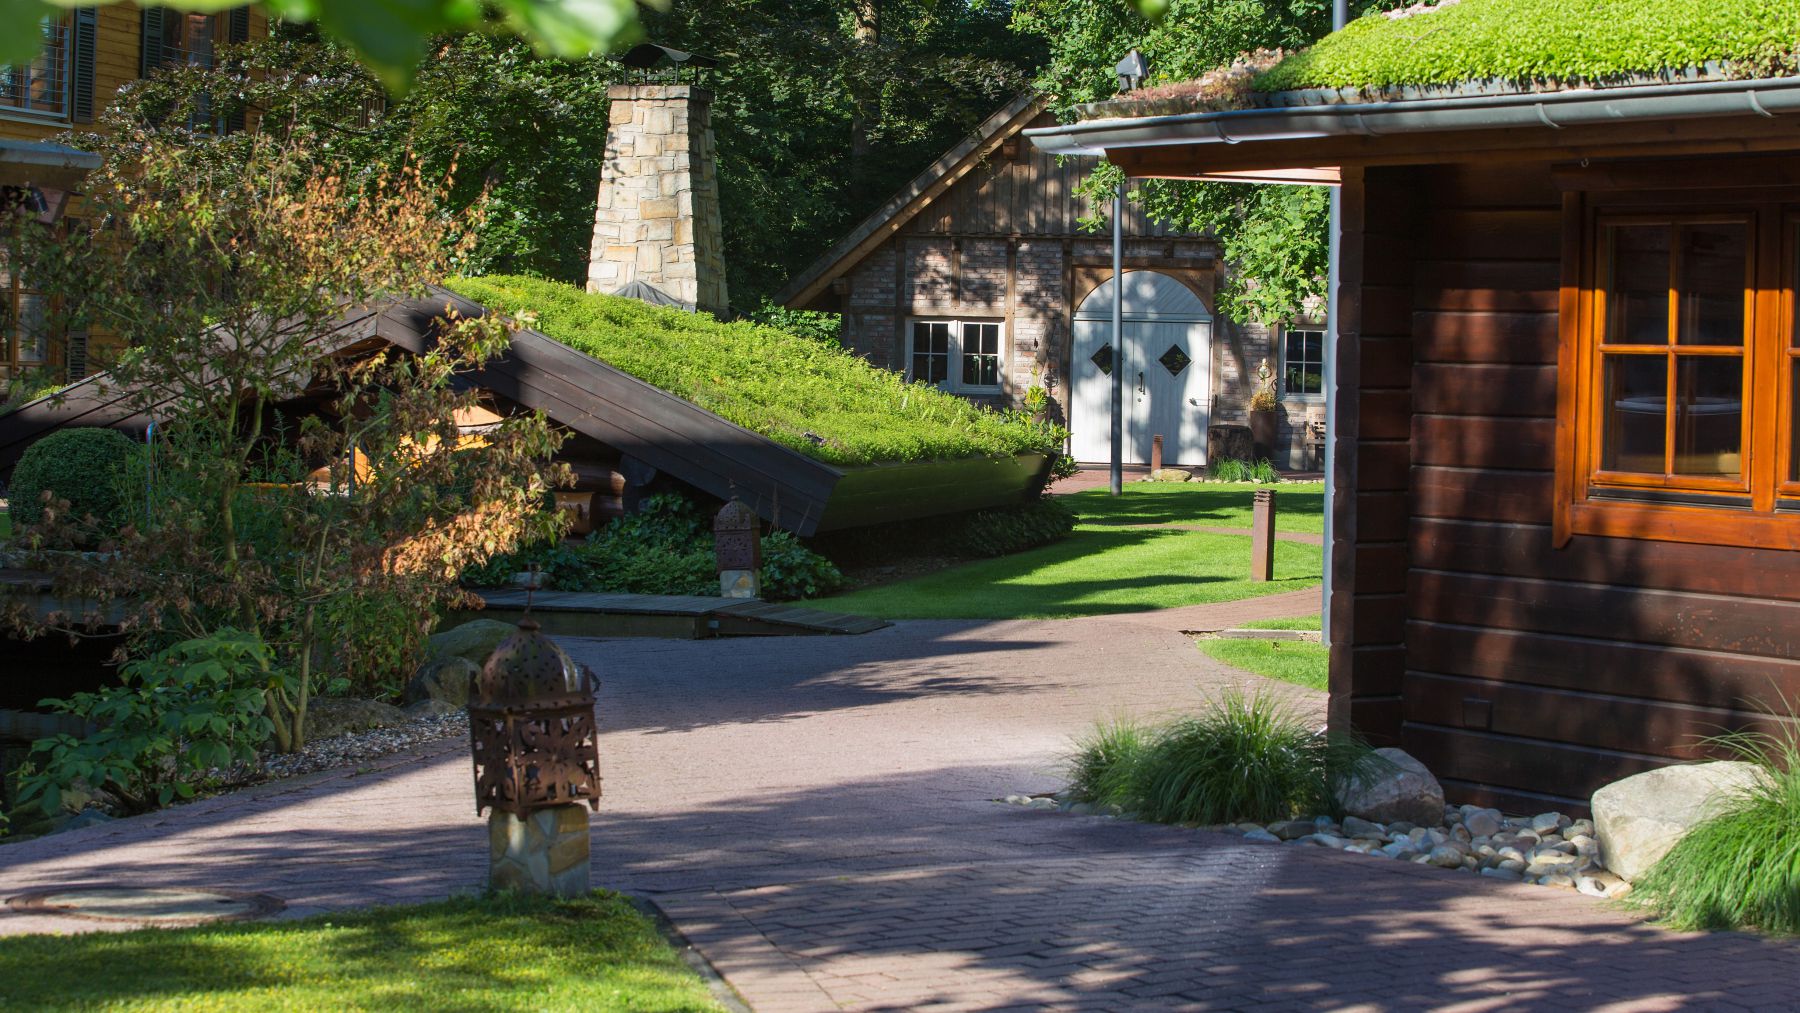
left=1281, top=325, right=1325, bottom=400
left=0, top=16, right=72, bottom=119
left=908, top=318, right=1005, bottom=394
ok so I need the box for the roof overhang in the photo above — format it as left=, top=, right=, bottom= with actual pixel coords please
left=1027, top=76, right=1800, bottom=179
left=776, top=92, right=1049, bottom=310
left=0, top=138, right=101, bottom=191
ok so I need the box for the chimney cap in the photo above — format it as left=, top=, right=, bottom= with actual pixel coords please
left=620, top=43, right=720, bottom=71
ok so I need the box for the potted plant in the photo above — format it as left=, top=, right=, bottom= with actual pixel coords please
left=1247, top=358, right=1280, bottom=462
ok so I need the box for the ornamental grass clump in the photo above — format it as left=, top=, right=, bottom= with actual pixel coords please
left=1066, top=691, right=1377, bottom=825
left=1629, top=722, right=1800, bottom=934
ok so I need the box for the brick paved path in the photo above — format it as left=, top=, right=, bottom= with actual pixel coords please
left=4, top=596, right=1799, bottom=1010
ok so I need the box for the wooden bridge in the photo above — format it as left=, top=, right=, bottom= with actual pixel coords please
left=453, top=590, right=892, bottom=640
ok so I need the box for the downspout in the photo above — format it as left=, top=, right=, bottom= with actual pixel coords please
left=1111, top=180, right=1125, bottom=497
left=1322, top=0, right=1345, bottom=660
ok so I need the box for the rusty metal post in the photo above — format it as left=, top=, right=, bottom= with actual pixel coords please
left=1151, top=434, right=1163, bottom=473
left=1251, top=488, right=1276, bottom=582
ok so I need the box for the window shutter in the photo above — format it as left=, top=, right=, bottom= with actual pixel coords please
left=66, top=332, right=89, bottom=380
left=140, top=7, right=165, bottom=77
left=70, top=8, right=98, bottom=123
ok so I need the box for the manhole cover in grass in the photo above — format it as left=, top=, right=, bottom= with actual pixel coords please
left=7, top=886, right=284, bottom=925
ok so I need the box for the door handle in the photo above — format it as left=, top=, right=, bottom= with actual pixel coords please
left=1136, top=371, right=1146, bottom=395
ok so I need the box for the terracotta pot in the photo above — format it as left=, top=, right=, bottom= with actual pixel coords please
left=1248, top=408, right=1280, bottom=463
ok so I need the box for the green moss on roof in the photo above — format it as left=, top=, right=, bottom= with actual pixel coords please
left=446, top=276, right=1062, bottom=468
left=1256, top=0, right=1800, bottom=92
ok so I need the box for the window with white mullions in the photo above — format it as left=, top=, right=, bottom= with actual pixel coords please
left=1282, top=326, right=1325, bottom=399
left=0, top=17, right=71, bottom=118
left=908, top=318, right=1005, bottom=394
left=960, top=322, right=1001, bottom=389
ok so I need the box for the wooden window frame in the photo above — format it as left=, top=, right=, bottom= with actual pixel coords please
left=1556, top=186, right=1800, bottom=551
left=0, top=14, right=73, bottom=122
left=905, top=316, right=1006, bottom=396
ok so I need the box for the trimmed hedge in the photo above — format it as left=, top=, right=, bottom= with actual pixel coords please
left=7, top=427, right=139, bottom=536
left=1256, top=0, right=1800, bottom=92
left=445, top=275, right=1064, bottom=467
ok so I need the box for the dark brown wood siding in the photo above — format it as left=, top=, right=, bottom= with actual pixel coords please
left=1369, top=160, right=1800, bottom=815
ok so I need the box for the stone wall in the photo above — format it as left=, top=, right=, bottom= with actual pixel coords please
left=587, top=84, right=729, bottom=318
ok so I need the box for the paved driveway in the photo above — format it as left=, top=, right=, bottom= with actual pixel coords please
left=4, top=590, right=1799, bottom=1010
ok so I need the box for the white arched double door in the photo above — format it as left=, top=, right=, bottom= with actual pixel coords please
left=1071, top=271, right=1213, bottom=466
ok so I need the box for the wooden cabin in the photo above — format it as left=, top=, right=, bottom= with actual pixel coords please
left=1030, top=23, right=1800, bottom=812
left=2, top=4, right=268, bottom=385
left=778, top=93, right=1328, bottom=471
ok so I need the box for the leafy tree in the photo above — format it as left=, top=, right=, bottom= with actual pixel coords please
left=1011, top=0, right=1383, bottom=324
left=5, top=125, right=569, bottom=754
left=5, top=0, right=645, bottom=91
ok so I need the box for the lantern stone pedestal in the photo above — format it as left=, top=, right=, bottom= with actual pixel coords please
left=714, top=497, right=762, bottom=599
left=488, top=805, right=591, bottom=898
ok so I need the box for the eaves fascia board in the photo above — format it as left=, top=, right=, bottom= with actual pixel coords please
left=1025, top=76, right=1800, bottom=158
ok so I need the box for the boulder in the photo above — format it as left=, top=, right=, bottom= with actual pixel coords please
left=403, top=699, right=463, bottom=720
left=1591, top=761, right=1766, bottom=882
left=304, top=698, right=406, bottom=741
left=404, top=655, right=480, bottom=708
left=1339, top=748, right=1445, bottom=827
left=426, top=619, right=518, bottom=668
left=1148, top=468, right=1192, bottom=483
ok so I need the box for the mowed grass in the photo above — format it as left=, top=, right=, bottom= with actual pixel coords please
left=1200, top=613, right=1327, bottom=691
left=815, top=529, right=1320, bottom=620
left=812, top=482, right=1324, bottom=620
left=0, top=892, right=723, bottom=1012
left=1062, top=481, right=1324, bottom=534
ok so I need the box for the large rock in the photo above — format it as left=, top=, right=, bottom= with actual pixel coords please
left=1591, top=761, right=1766, bottom=882
left=427, top=619, right=518, bottom=668
left=404, top=655, right=480, bottom=708
left=1339, top=748, right=1445, bottom=827
left=304, top=698, right=406, bottom=740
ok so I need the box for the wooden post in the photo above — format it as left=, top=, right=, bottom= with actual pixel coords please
left=1251, top=488, right=1276, bottom=582
left=1151, top=434, right=1163, bottom=473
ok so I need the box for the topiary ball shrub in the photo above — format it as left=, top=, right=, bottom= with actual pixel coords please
left=7, top=428, right=140, bottom=540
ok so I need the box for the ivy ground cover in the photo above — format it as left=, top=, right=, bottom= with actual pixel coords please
left=1257, top=0, right=1800, bottom=92
left=446, top=276, right=1061, bottom=467
left=0, top=893, right=721, bottom=1012
left=812, top=482, right=1323, bottom=620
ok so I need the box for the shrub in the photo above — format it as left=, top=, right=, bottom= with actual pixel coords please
left=947, top=498, right=1077, bottom=558
left=1207, top=457, right=1279, bottom=483
left=1066, top=691, right=1378, bottom=825
left=760, top=530, right=844, bottom=599
left=447, top=275, right=1066, bottom=467
left=1066, top=718, right=1152, bottom=810
left=317, top=589, right=433, bottom=699
left=16, top=629, right=279, bottom=815
left=464, top=492, right=842, bottom=601
left=7, top=428, right=139, bottom=536
left=1629, top=722, right=1800, bottom=934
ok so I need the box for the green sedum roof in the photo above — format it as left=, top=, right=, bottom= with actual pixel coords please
left=1256, top=0, right=1800, bottom=92
left=446, top=276, right=1061, bottom=468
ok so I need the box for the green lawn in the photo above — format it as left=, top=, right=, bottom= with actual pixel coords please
left=814, top=528, right=1320, bottom=620
left=1200, top=613, right=1327, bottom=690
left=1060, top=481, right=1324, bottom=534
left=0, top=892, right=723, bottom=1012
left=1241, top=614, right=1322, bottom=632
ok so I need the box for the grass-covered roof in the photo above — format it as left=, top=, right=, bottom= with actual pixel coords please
left=1259, top=0, right=1800, bottom=93
left=446, top=276, right=1061, bottom=468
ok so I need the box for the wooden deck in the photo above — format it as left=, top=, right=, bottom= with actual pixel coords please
left=456, top=590, right=891, bottom=640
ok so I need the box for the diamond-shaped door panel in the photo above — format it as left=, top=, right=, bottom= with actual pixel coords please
left=1090, top=343, right=1114, bottom=376
left=1159, top=344, right=1191, bottom=377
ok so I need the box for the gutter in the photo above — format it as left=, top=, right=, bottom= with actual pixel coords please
left=1026, top=76, right=1800, bottom=157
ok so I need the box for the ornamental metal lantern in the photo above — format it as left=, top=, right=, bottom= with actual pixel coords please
left=468, top=618, right=601, bottom=818
left=713, top=496, right=762, bottom=598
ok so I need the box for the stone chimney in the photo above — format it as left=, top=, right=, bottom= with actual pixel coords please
left=587, top=84, right=729, bottom=318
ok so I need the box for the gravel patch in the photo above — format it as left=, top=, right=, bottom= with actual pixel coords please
left=255, top=710, right=467, bottom=782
